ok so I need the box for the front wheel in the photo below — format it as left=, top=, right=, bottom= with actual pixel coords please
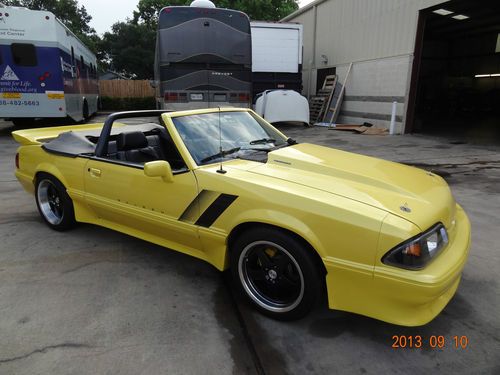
left=230, top=227, right=322, bottom=320
left=35, top=174, right=76, bottom=231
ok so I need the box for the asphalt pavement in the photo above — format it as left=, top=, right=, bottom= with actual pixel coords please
left=0, top=115, right=499, bottom=374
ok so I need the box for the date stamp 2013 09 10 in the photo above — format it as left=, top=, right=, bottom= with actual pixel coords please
left=392, top=335, right=469, bottom=349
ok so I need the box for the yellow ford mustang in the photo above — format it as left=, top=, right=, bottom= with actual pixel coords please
left=12, top=108, right=470, bottom=325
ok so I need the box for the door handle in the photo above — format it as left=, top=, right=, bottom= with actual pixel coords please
left=89, top=168, right=101, bottom=177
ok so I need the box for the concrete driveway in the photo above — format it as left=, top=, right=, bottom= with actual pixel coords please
left=0, top=115, right=499, bottom=374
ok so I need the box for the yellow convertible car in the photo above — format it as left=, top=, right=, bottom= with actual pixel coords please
left=13, top=108, right=471, bottom=325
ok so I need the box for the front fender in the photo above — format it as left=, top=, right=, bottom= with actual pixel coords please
left=229, top=208, right=327, bottom=258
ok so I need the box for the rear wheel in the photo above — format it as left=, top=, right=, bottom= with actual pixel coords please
left=82, top=100, right=89, bottom=120
left=230, top=227, right=322, bottom=320
left=12, top=118, right=34, bottom=127
left=35, top=174, right=76, bottom=231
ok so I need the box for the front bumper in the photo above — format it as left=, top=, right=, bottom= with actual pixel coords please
left=324, top=204, right=471, bottom=326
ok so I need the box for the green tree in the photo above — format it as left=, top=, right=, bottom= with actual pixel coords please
left=3, top=0, right=99, bottom=53
left=100, top=22, right=156, bottom=79
left=133, top=0, right=187, bottom=26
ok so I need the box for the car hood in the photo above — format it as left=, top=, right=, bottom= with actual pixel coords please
left=245, top=143, right=456, bottom=230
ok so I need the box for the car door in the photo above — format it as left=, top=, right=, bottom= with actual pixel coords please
left=83, top=157, right=202, bottom=253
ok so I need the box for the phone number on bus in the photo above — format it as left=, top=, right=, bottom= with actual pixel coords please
left=0, top=100, right=40, bottom=106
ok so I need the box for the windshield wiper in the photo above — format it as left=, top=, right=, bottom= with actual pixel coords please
left=200, top=147, right=241, bottom=163
left=249, top=138, right=276, bottom=145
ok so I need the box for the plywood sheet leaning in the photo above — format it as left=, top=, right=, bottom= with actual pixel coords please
left=325, top=63, right=353, bottom=125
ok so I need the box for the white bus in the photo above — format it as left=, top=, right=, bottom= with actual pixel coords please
left=0, top=5, right=98, bottom=126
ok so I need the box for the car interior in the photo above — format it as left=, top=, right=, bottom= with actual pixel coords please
left=103, top=126, right=187, bottom=171
left=42, top=116, right=187, bottom=172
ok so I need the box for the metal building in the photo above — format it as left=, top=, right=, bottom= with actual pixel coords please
left=282, top=0, right=500, bottom=141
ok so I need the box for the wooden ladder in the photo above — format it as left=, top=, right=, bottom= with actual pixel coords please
left=308, top=75, right=337, bottom=124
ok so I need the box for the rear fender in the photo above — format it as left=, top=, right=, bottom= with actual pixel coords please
left=34, top=162, right=69, bottom=188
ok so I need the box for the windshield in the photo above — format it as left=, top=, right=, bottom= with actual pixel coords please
left=171, top=111, right=288, bottom=165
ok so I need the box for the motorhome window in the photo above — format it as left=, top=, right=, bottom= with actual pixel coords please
left=11, top=43, right=37, bottom=66
left=160, top=8, right=249, bottom=33
left=80, top=55, right=86, bottom=77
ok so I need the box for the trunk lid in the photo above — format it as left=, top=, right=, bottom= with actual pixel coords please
left=11, top=123, right=105, bottom=145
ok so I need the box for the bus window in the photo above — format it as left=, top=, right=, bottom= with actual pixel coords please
left=11, top=43, right=37, bottom=66
left=80, top=55, right=86, bottom=77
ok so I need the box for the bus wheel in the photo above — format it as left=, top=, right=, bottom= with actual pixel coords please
left=82, top=100, right=89, bottom=120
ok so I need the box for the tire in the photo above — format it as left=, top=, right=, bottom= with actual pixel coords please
left=12, top=118, right=34, bottom=127
left=230, top=227, right=322, bottom=321
left=82, top=100, right=89, bottom=120
left=35, top=174, right=76, bottom=231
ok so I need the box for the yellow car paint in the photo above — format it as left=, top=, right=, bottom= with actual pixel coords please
left=12, top=108, right=471, bottom=326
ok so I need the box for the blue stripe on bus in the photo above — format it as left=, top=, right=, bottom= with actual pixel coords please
left=0, top=44, right=65, bottom=93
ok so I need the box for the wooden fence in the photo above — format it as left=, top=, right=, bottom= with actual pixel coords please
left=99, top=80, right=155, bottom=98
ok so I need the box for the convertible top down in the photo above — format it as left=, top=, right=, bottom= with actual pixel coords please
left=12, top=108, right=471, bottom=325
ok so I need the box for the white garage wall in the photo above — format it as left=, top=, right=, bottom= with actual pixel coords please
left=335, top=56, right=410, bottom=133
left=282, top=0, right=448, bottom=131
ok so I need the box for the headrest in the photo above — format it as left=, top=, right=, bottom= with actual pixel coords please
left=117, top=131, right=148, bottom=151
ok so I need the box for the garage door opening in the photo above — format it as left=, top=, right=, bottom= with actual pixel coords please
left=407, top=0, right=500, bottom=144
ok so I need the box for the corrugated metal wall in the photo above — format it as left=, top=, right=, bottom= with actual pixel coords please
left=313, top=0, right=445, bottom=66
left=289, top=10, right=316, bottom=97
left=283, top=0, right=448, bottom=131
left=286, top=0, right=446, bottom=67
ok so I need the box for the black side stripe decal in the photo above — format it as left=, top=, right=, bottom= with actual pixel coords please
left=178, top=190, right=208, bottom=223
left=194, top=193, right=238, bottom=228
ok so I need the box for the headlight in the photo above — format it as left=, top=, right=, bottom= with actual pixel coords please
left=382, top=223, right=449, bottom=270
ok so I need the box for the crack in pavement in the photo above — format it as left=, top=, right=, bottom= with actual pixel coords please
left=406, top=160, right=500, bottom=169
left=60, top=260, right=117, bottom=274
left=0, top=342, right=93, bottom=364
left=221, top=274, right=266, bottom=375
left=0, top=217, right=41, bottom=225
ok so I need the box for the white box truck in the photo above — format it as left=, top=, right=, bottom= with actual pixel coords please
left=250, top=21, right=303, bottom=100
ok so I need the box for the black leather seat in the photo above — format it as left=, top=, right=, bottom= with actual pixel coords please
left=146, top=135, right=166, bottom=160
left=116, top=131, right=159, bottom=163
left=148, top=128, right=186, bottom=170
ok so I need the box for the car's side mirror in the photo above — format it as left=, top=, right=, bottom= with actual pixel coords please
left=144, top=160, right=174, bottom=182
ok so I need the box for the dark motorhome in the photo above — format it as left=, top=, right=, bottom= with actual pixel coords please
left=154, top=5, right=252, bottom=110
